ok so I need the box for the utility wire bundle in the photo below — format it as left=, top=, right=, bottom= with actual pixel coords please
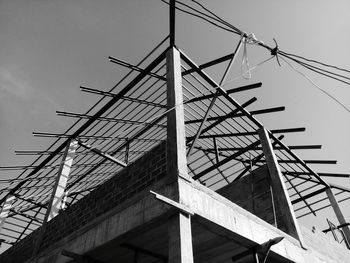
left=162, top=0, right=350, bottom=111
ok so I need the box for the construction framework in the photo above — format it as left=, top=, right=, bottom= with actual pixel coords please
left=0, top=0, right=350, bottom=254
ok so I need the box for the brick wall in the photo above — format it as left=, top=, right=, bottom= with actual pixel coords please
left=217, top=165, right=287, bottom=233
left=0, top=141, right=167, bottom=263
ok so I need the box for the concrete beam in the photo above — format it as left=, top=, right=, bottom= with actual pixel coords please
left=166, top=47, right=188, bottom=179
left=61, top=250, right=106, bottom=263
left=178, top=177, right=350, bottom=262
left=29, top=180, right=176, bottom=263
left=258, top=127, right=305, bottom=246
left=25, top=175, right=350, bottom=263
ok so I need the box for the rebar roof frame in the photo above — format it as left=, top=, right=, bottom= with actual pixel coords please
left=0, top=29, right=349, bottom=251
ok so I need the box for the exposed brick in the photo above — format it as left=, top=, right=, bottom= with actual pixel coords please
left=0, top=142, right=167, bottom=263
left=217, top=165, right=288, bottom=234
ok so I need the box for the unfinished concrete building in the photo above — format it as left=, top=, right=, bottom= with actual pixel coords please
left=1, top=2, right=350, bottom=262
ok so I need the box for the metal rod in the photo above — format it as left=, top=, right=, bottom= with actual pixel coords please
left=169, top=0, right=175, bottom=46
left=286, top=172, right=349, bottom=178
left=9, top=210, right=43, bottom=224
left=125, top=138, right=130, bottom=164
left=233, top=135, right=284, bottom=182
left=202, top=150, right=229, bottom=183
left=268, top=132, right=329, bottom=187
left=193, top=139, right=260, bottom=180
left=32, top=132, right=163, bottom=142
left=181, top=62, right=261, bottom=160
left=186, top=91, right=219, bottom=157
left=298, top=196, right=350, bottom=218
left=80, top=86, right=166, bottom=108
left=211, top=144, right=321, bottom=152
left=182, top=51, right=241, bottom=76
left=76, top=140, right=127, bottom=167
left=109, top=56, right=166, bottom=80
left=291, top=187, right=328, bottom=205
left=185, top=106, right=285, bottom=124
left=180, top=49, right=263, bottom=128
left=186, top=37, right=244, bottom=157
left=240, top=159, right=337, bottom=165
left=12, top=195, right=46, bottom=209
left=185, top=82, right=261, bottom=104
left=193, top=127, right=306, bottom=140
left=284, top=172, right=316, bottom=216
left=213, top=138, right=220, bottom=164
left=56, top=111, right=166, bottom=127
left=186, top=97, right=257, bottom=144
left=323, top=222, right=350, bottom=233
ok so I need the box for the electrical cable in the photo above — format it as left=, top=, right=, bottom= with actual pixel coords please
left=280, top=52, right=350, bottom=84
left=166, top=0, right=350, bottom=92
left=160, top=0, right=240, bottom=34
left=280, top=50, right=350, bottom=74
left=280, top=56, right=350, bottom=113
left=191, top=0, right=243, bottom=34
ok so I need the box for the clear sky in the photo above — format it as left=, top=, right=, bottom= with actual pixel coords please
left=0, top=0, right=349, bottom=234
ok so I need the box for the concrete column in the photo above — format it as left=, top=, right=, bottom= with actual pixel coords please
left=46, top=139, right=78, bottom=221
left=166, top=47, right=193, bottom=262
left=33, top=140, right=78, bottom=257
left=168, top=212, right=194, bottom=263
left=325, top=188, right=350, bottom=242
left=166, top=47, right=187, bottom=179
left=0, top=195, right=15, bottom=233
left=258, top=127, right=304, bottom=245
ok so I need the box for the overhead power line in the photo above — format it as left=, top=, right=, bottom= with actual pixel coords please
left=161, top=0, right=350, bottom=113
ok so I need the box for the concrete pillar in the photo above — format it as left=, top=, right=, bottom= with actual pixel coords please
left=326, top=188, right=350, bottom=242
left=166, top=47, right=193, bottom=262
left=258, top=127, right=305, bottom=245
left=168, top=212, right=194, bottom=263
left=166, top=47, right=187, bottom=179
left=0, top=195, right=15, bottom=233
left=47, top=140, right=78, bottom=221
left=32, top=140, right=78, bottom=257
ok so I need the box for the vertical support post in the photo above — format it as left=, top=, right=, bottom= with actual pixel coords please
left=169, top=0, right=176, bottom=47
left=46, top=140, right=78, bottom=221
left=213, top=138, right=220, bottom=163
left=167, top=47, right=187, bottom=179
left=253, top=252, right=260, bottom=263
left=134, top=250, right=139, bottom=263
left=168, top=212, right=194, bottom=263
left=258, top=127, right=305, bottom=246
left=125, top=138, right=130, bottom=164
left=33, top=140, right=77, bottom=257
left=0, top=195, right=16, bottom=233
left=326, top=188, right=350, bottom=242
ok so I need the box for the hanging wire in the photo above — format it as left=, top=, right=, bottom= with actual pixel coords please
left=280, top=50, right=350, bottom=74
left=280, top=56, right=350, bottom=113
left=163, top=0, right=350, bottom=91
